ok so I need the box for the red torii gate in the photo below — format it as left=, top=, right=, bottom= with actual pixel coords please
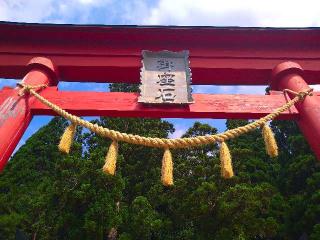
left=0, top=22, right=320, bottom=171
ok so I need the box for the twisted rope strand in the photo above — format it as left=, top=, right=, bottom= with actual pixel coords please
left=17, top=82, right=47, bottom=96
left=18, top=83, right=312, bottom=149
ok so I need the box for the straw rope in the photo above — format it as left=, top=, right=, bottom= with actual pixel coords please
left=17, top=83, right=313, bottom=149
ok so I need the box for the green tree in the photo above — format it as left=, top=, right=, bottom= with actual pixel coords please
left=1, top=82, right=320, bottom=239
left=271, top=120, right=320, bottom=239
left=0, top=117, right=69, bottom=239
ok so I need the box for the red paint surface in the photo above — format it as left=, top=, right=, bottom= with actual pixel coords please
left=30, top=88, right=300, bottom=119
left=271, top=64, right=320, bottom=160
left=0, top=69, right=53, bottom=171
left=1, top=22, right=320, bottom=84
left=1, top=22, right=320, bottom=171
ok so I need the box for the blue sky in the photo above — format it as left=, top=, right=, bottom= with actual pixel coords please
left=1, top=0, right=320, bottom=151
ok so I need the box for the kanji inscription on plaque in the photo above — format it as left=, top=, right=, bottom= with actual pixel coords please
left=138, top=50, right=193, bottom=104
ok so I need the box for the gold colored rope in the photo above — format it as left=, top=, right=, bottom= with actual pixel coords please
left=18, top=83, right=312, bottom=149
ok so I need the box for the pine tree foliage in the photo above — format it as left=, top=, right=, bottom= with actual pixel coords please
left=0, top=84, right=319, bottom=239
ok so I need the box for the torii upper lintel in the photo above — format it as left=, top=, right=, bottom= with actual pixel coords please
left=0, top=22, right=320, bottom=171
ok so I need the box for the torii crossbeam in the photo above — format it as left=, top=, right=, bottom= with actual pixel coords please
left=0, top=22, right=320, bottom=171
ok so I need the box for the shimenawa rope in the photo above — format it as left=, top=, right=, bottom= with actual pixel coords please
left=17, top=82, right=313, bottom=185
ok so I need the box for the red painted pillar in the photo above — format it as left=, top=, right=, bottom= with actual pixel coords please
left=0, top=57, right=57, bottom=171
left=271, top=61, right=320, bottom=160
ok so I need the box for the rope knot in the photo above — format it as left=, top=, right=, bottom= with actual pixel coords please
left=297, top=88, right=313, bottom=100
left=283, top=88, right=313, bottom=101
left=17, top=82, right=48, bottom=96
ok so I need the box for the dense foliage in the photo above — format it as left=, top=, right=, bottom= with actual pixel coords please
left=0, top=84, right=319, bottom=239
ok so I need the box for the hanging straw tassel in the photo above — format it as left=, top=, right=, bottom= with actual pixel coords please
left=103, top=141, right=119, bottom=175
left=161, top=148, right=174, bottom=186
left=220, top=142, right=234, bottom=179
left=58, top=123, right=77, bottom=154
left=262, top=123, right=278, bottom=158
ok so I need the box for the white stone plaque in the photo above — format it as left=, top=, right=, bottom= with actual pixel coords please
left=138, top=50, right=193, bottom=104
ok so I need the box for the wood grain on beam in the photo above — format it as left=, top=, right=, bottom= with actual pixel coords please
left=1, top=22, right=320, bottom=84
left=29, top=87, right=300, bottom=119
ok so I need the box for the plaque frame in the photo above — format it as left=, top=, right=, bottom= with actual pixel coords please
left=138, top=50, right=194, bottom=104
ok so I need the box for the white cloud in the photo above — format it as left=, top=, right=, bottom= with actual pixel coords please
left=0, top=0, right=55, bottom=23
left=0, top=0, right=114, bottom=24
left=2, top=0, right=320, bottom=27
left=311, top=85, right=320, bottom=91
left=169, top=127, right=186, bottom=139
left=143, top=0, right=320, bottom=27
left=234, top=86, right=267, bottom=94
left=192, top=85, right=267, bottom=94
left=78, top=0, right=101, bottom=5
